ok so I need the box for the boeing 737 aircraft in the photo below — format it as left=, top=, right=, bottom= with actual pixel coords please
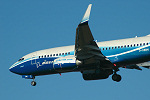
left=9, top=4, right=150, bottom=86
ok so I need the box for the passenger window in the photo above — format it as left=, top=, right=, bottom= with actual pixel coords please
left=124, top=45, right=126, bottom=48
left=106, top=48, right=107, bottom=50
left=109, top=47, right=111, bottom=50
left=65, top=53, right=67, bottom=55
left=39, top=56, right=40, bottom=58
left=118, top=46, right=120, bottom=48
left=53, top=54, right=55, bottom=56
left=68, top=52, right=70, bottom=55
left=130, top=45, right=132, bottom=47
left=137, top=44, right=139, bottom=46
left=121, top=46, right=123, bottom=48
left=102, top=48, right=104, bottom=50
left=50, top=54, right=52, bottom=57
left=62, top=53, right=64, bottom=55
left=115, top=47, right=117, bottom=49
left=143, top=43, right=145, bottom=46
left=134, top=44, right=136, bottom=47
left=45, top=55, right=46, bottom=58
left=127, top=45, right=129, bottom=47
left=56, top=54, right=58, bottom=56
left=47, top=55, right=49, bottom=57
left=59, top=53, right=61, bottom=56
left=140, top=43, right=142, bottom=46
left=112, top=47, right=114, bottom=49
left=147, top=43, right=149, bottom=45
left=42, top=56, right=43, bottom=58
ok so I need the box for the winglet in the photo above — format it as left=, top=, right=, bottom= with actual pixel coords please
left=80, top=4, right=92, bottom=24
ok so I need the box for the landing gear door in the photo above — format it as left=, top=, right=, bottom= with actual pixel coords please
left=31, top=52, right=37, bottom=65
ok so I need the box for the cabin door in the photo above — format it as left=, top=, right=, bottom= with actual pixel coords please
left=31, top=53, right=37, bottom=65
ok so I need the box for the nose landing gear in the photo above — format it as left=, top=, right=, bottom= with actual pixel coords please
left=31, top=81, right=36, bottom=86
left=31, top=76, right=36, bottom=86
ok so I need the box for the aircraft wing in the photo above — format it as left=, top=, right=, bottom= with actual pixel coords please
left=75, top=4, right=114, bottom=69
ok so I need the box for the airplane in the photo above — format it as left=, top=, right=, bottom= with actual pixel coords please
left=9, top=4, right=150, bottom=86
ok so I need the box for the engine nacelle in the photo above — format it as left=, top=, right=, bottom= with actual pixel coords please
left=82, top=69, right=113, bottom=80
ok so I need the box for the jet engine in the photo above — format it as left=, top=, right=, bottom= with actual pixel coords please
left=82, top=69, right=113, bottom=80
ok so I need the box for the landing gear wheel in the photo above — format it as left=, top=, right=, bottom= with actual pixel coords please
left=31, top=81, right=36, bottom=86
left=112, top=74, right=121, bottom=82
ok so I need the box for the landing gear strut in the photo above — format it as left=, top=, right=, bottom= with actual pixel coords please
left=112, top=68, right=122, bottom=82
left=31, top=76, right=36, bottom=86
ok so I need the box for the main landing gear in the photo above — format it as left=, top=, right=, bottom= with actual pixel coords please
left=112, top=68, right=122, bottom=82
left=31, top=76, right=36, bottom=86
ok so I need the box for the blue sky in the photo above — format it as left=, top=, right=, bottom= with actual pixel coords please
left=1, top=0, right=150, bottom=100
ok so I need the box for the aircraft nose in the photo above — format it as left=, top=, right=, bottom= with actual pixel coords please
left=9, top=65, right=16, bottom=73
left=9, top=62, right=19, bottom=74
left=9, top=62, right=27, bottom=75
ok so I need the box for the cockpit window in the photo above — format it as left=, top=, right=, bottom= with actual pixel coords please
left=18, top=58, right=24, bottom=62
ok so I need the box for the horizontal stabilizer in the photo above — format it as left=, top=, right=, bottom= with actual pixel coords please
left=123, top=65, right=142, bottom=70
left=137, top=62, right=150, bottom=69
